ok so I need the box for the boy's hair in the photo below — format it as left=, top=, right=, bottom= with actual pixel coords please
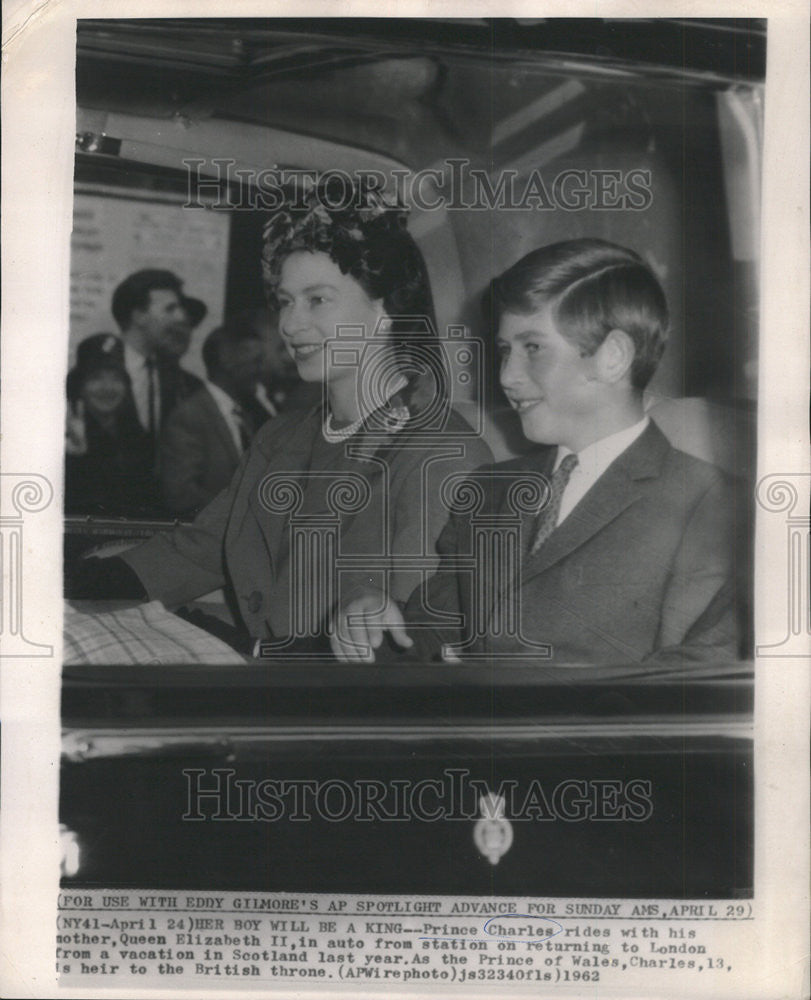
left=489, top=239, right=669, bottom=389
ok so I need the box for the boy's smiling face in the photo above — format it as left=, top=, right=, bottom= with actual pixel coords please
left=497, top=303, right=605, bottom=452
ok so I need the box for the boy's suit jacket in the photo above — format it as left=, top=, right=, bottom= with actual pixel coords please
left=405, top=422, right=738, bottom=665
left=159, top=386, right=245, bottom=516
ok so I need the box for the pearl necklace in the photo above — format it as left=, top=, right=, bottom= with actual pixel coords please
left=323, top=411, right=366, bottom=442
left=322, top=374, right=409, bottom=443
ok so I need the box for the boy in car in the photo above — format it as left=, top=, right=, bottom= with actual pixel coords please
left=334, top=238, right=738, bottom=664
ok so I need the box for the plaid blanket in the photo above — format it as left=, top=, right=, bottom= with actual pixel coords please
left=63, top=600, right=247, bottom=665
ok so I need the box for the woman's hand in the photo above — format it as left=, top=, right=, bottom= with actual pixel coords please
left=65, top=399, right=88, bottom=456
left=331, top=590, right=414, bottom=662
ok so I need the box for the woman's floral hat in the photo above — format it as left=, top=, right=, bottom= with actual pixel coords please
left=261, top=175, right=409, bottom=291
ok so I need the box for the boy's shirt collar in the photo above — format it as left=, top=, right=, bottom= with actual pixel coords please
left=552, top=416, right=650, bottom=527
left=553, top=416, right=650, bottom=473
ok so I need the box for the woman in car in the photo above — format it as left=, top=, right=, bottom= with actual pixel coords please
left=64, top=333, right=157, bottom=515
left=74, top=178, right=491, bottom=655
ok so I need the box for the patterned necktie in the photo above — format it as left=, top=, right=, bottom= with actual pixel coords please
left=529, top=453, right=579, bottom=555
left=232, top=406, right=251, bottom=451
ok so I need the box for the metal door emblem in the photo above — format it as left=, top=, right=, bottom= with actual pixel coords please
left=473, top=792, right=513, bottom=865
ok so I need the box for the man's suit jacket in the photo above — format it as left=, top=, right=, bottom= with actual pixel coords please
left=156, top=360, right=204, bottom=430
left=119, top=350, right=203, bottom=436
left=405, top=422, right=738, bottom=665
left=122, top=404, right=492, bottom=644
left=159, top=386, right=244, bottom=516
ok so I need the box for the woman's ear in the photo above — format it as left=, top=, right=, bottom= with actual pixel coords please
left=596, top=328, right=636, bottom=384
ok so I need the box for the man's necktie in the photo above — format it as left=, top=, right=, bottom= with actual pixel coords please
left=232, top=406, right=251, bottom=451
left=145, top=357, right=157, bottom=437
left=529, top=453, right=579, bottom=555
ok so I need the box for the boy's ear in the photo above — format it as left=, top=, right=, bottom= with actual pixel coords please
left=595, top=328, right=635, bottom=384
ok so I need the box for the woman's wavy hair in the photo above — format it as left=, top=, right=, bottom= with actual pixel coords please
left=261, top=175, right=447, bottom=418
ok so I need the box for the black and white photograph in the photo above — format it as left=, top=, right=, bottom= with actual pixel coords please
left=1, top=5, right=808, bottom=999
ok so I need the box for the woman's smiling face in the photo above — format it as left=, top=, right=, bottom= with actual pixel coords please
left=80, top=368, right=128, bottom=418
left=275, top=251, right=387, bottom=384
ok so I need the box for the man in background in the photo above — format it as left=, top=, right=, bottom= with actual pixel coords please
left=159, top=321, right=270, bottom=517
left=238, top=306, right=322, bottom=415
left=111, top=269, right=207, bottom=452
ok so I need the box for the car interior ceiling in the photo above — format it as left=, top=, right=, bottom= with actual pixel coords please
left=71, top=19, right=762, bottom=463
